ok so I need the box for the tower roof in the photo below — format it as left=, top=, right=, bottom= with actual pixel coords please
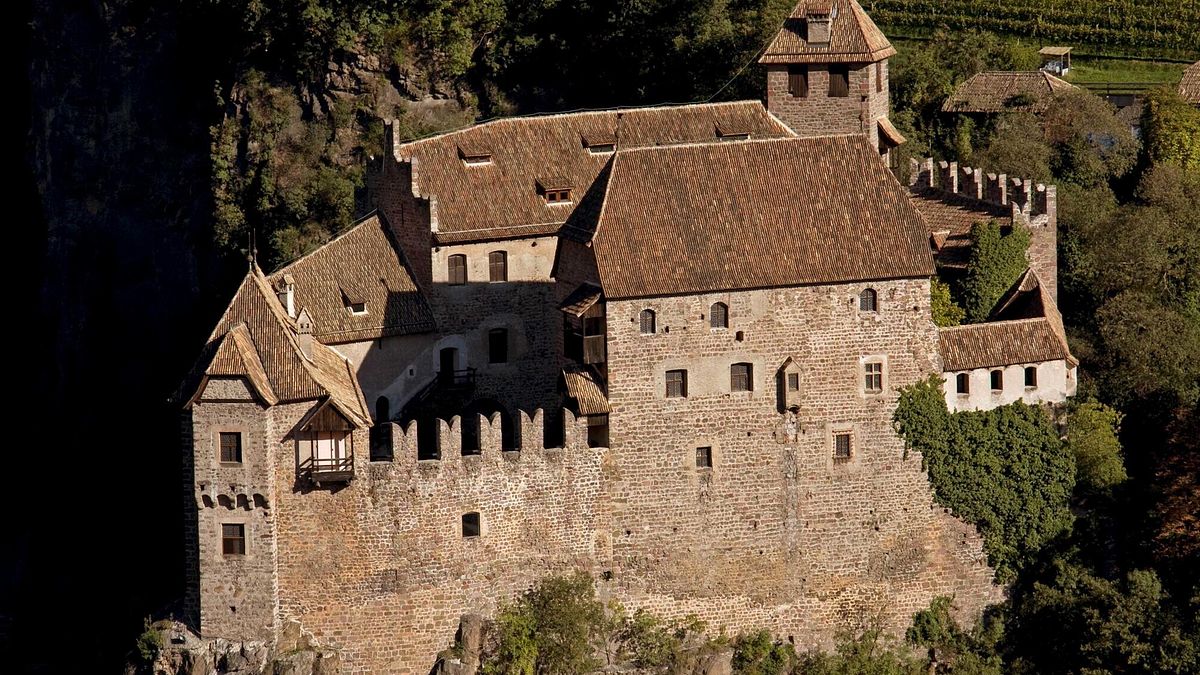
left=759, top=0, right=895, bottom=65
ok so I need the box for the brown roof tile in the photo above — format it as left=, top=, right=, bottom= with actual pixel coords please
left=908, top=188, right=1010, bottom=270
left=559, top=283, right=604, bottom=317
left=271, top=213, right=435, bottom=344
left=990, top=268, right=1076, bottom=366
left=939, top=318, right=1072, bottom=371
left=393, top=101, right=793, bottom=243
left=759, top=0, right=895, bottom=65
left=206, top=324, right=278, bottom=405
left=562, top=365, right=610, bottom=415
left=942, top=71, right=1076, bottom=114
left=592, top=136, right=935, bottom=299
left=1180, top=62, right=1200, bottom=104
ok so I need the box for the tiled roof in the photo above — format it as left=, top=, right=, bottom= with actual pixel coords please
left=270, top=213, right=435, bottom=344
left=562, top=365, right=610, bottom=415
left=942, top=72, right=1075, bottom=114
left=990, top=268, right=1076, bottom=366
left=878, top=117, right=906, bottom=146
left=907, top=187, right=1011, bottom=269
left=939, top=318, right=1072, bottom=371
left=179, top=267, right=370, bottom=425
left=1180, top=62, right=1200, bottom=104
left=559, top=283, right=604, bottom=317
left=592, top=136, right=935, bottom=299
left=392, top=101, right=793, bottom=243
left=206, top=324, right=278, bottom=405
left=760, top=0, right=895, bottom=64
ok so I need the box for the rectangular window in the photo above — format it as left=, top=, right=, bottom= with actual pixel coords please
left=788, top=65, right=808, bottom=98
left=829, top=65, right=850, bottom=97
left=876, top=61, right=883, bottom=93
left=787, top=373, right=800, bottom=392
left=956, top=373, right=970, bottom=394
left=833, top=432, right=852, bottom=463
left=545, top=188, right=572, bottom=204
left=731, top=363, right=753, bottom=392
left=991, top=370, right=1004, bottom=391
left=1024, top=366, right=1038, bottom=387
left=488, top=328, right=508, bottom=364
left=448, top=254, right=467, bottom=285
left=462, top=512, right=481, bottom=538
left=348, top=301, right=367, bottom=315
left=696, top=446, right=713, bottom=469
left=489, top=251, right=508, bottom=282
left=666, top=369, right=688, bottom=398
left=864, top=362, right=883, bottom=393
left=221, top=523, right=246, bottom=555
left=219, top=432, right=242, bottom=463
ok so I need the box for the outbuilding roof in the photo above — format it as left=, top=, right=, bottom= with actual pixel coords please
left=759, top=0, right=895, bottom=65
left=1180, top=62, right=1200, bottom=104
left=942, top=71, right=1075, bottom=114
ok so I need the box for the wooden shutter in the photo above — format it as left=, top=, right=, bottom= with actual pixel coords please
left=788, top=65, right=808, bottom=98
left=829, top=66, right=849, bottom=97
left=448, top=255, right=467, bottom=285
left=488, top=251, right=507, bottom=282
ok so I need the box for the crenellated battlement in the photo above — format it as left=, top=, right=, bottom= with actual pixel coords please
left=908, top=157, right=1057, bottom=230
left=381, top=407, right=596, bottom=465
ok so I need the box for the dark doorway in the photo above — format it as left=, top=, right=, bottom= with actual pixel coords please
left=439, top=347, right=457, bottom=381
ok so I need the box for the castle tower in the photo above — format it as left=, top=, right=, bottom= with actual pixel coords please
left=760, top=0, right=902, bottom=153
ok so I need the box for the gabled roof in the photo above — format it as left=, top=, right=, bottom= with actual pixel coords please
left=592, top=136, right=935, bottom=299
left=178, top=266, right=370, bottom=425
left=562, top=365, right=610, bottom=416
left=939, top=318, right=1072, bottom=371
left=391, top=101, right=794, bottom=244
left=759, top=0, right=895, bottom=65
left=942, top=71, right=1076, bottom=114
left=1180, top=62, right=1200, bottom=105
left=270, top=213, right=435, bottom=344
left=991, top=268, right=1075, bottom=366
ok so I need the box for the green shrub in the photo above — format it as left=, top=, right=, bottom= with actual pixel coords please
left=931, top=277, right=965, bottom=327
left=135, top=618, right=164, bottom=665
left=1064, top=401, right=1127, bottom=496
left=960, top=220, right=1031, bottom=323
left=483, top=572, right=606, bottom=675
left=732, top=630, right=796, bottom=675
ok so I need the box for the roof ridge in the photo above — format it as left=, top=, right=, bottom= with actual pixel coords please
left=272, top=210, right=382, bottom=277
left=939, top=317, right=1049, bottom=332
left=612, top=134, right=856, bottom=157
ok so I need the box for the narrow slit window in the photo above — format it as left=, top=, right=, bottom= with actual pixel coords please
left=876, top=61, right=884, bottom=93
left=956, top=373, right=970, bottom=394
left=833, top=432, right=852, bottom=464
left=710, top=302, right=728, bottom=329
left=991, top=370, right=1003, bottom=391
left=448, top=254, right=467, bottom=285
left=1024, top=366, right=1038, bottom=387
left=639, top=309, right=656, bottom=335
left=219, top=432, right=242, bottom=463
left=731, top=363, right=753, bottom=392
left=864, top=362, right=883, bottom=393
left=666, top=369, right=688, bottom=398
left=696, top=446, right=713, bottom=468
left=461, top=512, right=481, bottom=538
left=488, top=251, right=508, bottom=282
left=787, top=373, right=800, bottom=392
left=221, top=523, right=246, bottom=555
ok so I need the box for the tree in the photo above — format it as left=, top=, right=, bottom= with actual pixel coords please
left=907, top=597, right=1003, bottom=675
left=960, top=221, right=1030, bottom=323
left=1063, top=401, right=1126, bottom=496
left=483, top=572, right=607, bottom=675
left=1143, top=87, right=1200, bottom=171
left=1040, top=90, right=1139, bottom=188
left=970, top=113, right=1053, bottom=183
left=931, top=277, right=965, bottom=327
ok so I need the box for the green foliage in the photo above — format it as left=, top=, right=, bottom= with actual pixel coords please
left=1040, top=90, right=1139, bottom=188
left=797, top=628, right=925, bottom=675
left=907, top=598, right=1004, bottom=675
left=1005, top=562, right=1200, bottom=674
left=960, top=221, right=1030, bottom=323
left=484, top=572, right=606, bottom=675
left=895, top=377, right=1075, bottom=581
left=135, top=618, right=163, bottom=665
left=930, top=277, right=965, bottom=327
left=1143, top=87, right=1200, bottom=172
left=970, top=113, right=1052, bottom=183
left=1064, top=401, right=1127, bottom=495
left=732, top=630, right=797, bottom=675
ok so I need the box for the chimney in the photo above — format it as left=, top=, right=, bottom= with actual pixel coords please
left=806, top=4, right=832, bottom=46
left=277, top=274, right=296, bottom=318
left=296, top=308, right=314, bottom=360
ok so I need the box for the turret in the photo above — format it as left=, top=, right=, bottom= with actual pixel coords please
left=759, top=0, right=900, bottom=154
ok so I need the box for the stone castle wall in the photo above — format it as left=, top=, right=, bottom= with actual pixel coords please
left=765, top=62, right=888, bottom=147
left=602, top=279, right=999, bottom=644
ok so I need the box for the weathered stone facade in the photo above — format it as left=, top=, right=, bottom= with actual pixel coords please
left=765, top=61, right=889, bottom=147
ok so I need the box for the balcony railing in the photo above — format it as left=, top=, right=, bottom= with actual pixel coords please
left=299, top=455, right=354, bottom=483
left=438, top=367, right=477, bottom=387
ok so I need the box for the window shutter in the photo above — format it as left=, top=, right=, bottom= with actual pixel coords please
left=788, top=66, right=808, bottom=98
left=448, top=255, right=467, bottom=285
left=829, top=66, right=849, bottom=97
left=489, top=251, right=507, bottom=282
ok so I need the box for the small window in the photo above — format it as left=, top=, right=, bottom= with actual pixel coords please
left=876, top=61, right=883, bottom=93
left=461, top=512, right=481, bottom=538
left=219, top=432, right=242, bottom=464
left=448, top=254, right=467, bottom=285
left=990, top=370, right=1003, bottom=391
left=731, top=363, right=753, bottom=392
left=829, top=65, right=850, bottom=97
left=788, top=65, right=809, bottom=98
left=956, top=373, right=969, bottom=395
left=587, top=143, right=616, bottom=154
left=666, top=369, right=688, bottom=398
left=488, top=328, right=508, bottom=364
left=710, top=302, right=728, bottom=329
left=347, top=301, right=367, bottom=315
left=696, top=446, right=713, bottom=469
left=833, top=432, right=852, bottom=464
left=545, top=188, right=572, bottom=204
left=859, top=288, right=878, bottom=312
left=375, top=396, right=390, bottom=423
left=640, top=309, right=657, bottom=335
left=221, top=523, right=246, bottom=555
left=787, top=373, right=800, bottom=392
left=1024, top=366, right=1038, bottom=388
left=488, top=251, right=508, bottom=282
left=864, top=362, right=883, bottom=393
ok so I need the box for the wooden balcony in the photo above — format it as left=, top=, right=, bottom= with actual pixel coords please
left=299, top=455, right=354, bottom=484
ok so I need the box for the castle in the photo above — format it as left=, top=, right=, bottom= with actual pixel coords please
left=177, top=1, right=1075, bottom=671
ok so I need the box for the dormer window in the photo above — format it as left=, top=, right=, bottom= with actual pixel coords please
left=348, top=302, right=367, bottom=315
left=582, top=132, right=617, bottom=154
left=341, top=285, right=367, bottom=316
left=716, top=123, right=751, bottom=141
left=458, top=144, right=492, bottom=166
left=537, top=176, right=574, bottom=205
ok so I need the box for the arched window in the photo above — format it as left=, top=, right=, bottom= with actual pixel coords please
left=375, top=396, right=390, bottom=423
left=461, top=512, right=481, bottom=537
left=639, top=309, right=656, bottom=334
left=956, top=373, right=969, bottom=394
left=859, top=288, right=878, bottom=311
left=1024, top=366, right=1038, bottom=388
left=488, top=251, right=507, bottom=282
left=710, top=302, right=728, bottom=329
left=990, top=370, right=1004, bottom=391
left=448, top=254, right=467, bottom=285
